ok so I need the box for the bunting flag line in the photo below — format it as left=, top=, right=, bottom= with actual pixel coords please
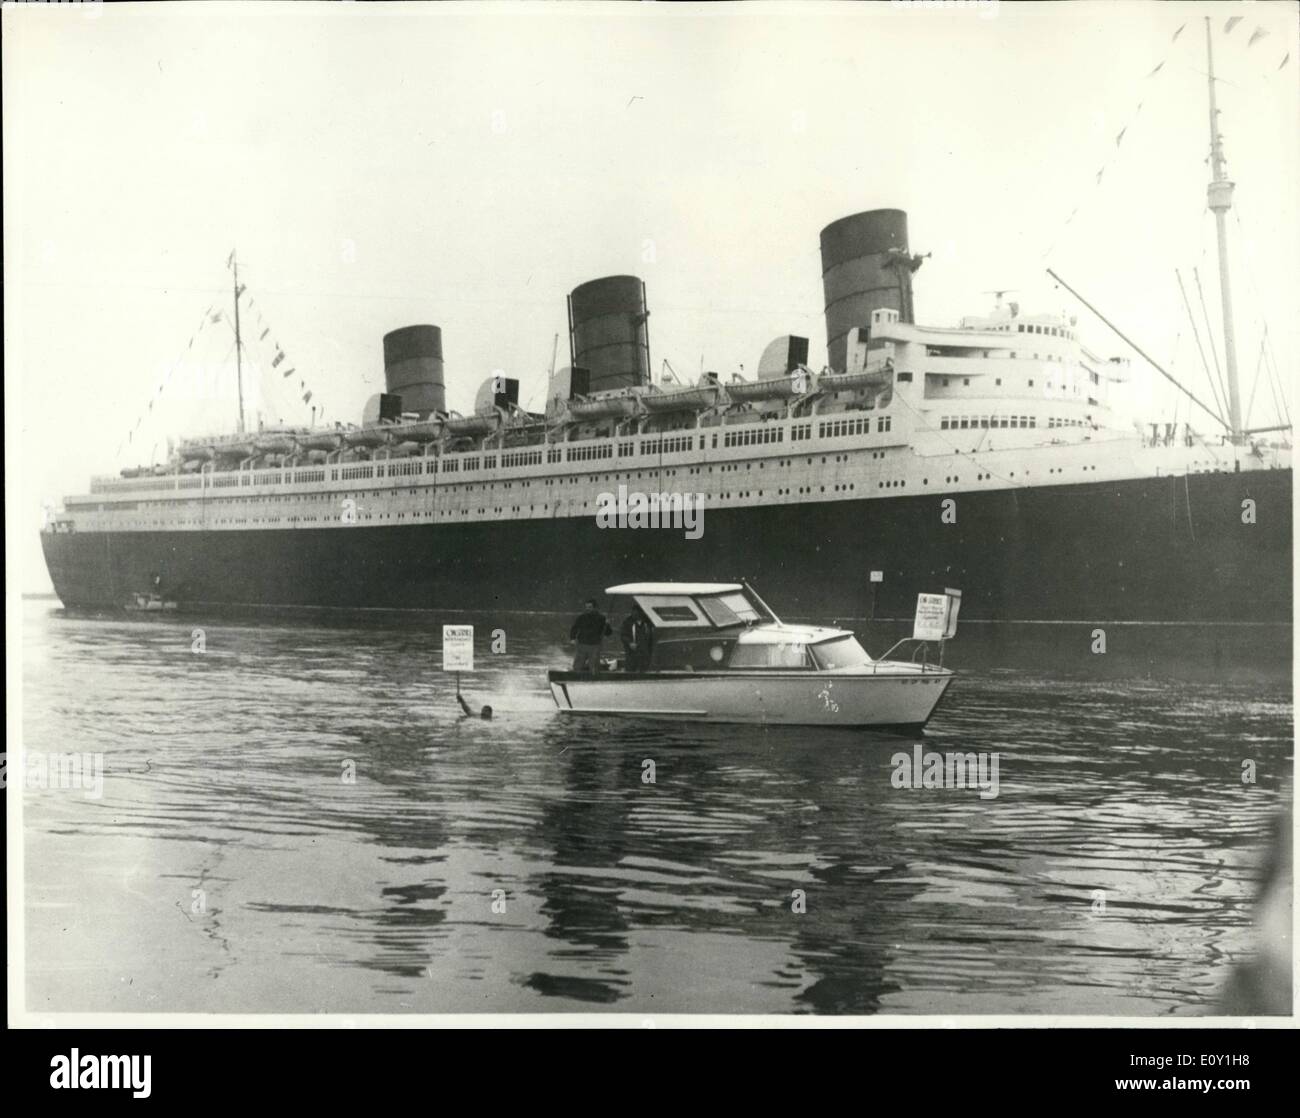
left=119, top=250, right=332, bottom=452
left=1223, top=22, right=1292, bottom=82
left=1040, top=20, right=1186, bottom=260
left=118, top=301, right=229, bottom=461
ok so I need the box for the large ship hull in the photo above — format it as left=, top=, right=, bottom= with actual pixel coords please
left=41, top=469, right=1291, bottom=623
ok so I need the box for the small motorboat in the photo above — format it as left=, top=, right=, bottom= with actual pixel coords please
left=125, top=591, right=178, bottom=612
left=548, top=581, right=955, bottom=730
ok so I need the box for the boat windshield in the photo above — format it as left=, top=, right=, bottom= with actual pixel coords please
left=810, top=635, right=873, bottom=670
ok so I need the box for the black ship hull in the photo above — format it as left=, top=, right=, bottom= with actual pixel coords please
left=41, top=469, right=1292, bottom=623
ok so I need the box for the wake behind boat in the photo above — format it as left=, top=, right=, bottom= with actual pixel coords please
left=548, top=582, right=956, bottom=729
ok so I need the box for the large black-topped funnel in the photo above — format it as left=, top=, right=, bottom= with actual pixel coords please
left=820, top=209, right=916, bottom=372
left=567, top=275, right=650, bottom=394
left=383, top=324, right=446, bottom=419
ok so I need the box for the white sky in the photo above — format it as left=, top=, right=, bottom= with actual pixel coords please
left=5, top=0, right=1297, bottom=591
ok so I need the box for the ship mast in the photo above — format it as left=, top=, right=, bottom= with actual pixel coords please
left=1204, top=18, right=1242, bottom=444
left=232, top=250, right=246, bottom=435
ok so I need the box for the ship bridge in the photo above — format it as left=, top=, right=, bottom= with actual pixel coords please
left=853, top=305, right=1129, bottom=439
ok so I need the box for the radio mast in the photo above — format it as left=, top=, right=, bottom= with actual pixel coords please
left=1204, top=18, right=1242, bottom=443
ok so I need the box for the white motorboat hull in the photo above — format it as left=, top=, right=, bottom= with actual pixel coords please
left=548, top=665, right=952, bottom=728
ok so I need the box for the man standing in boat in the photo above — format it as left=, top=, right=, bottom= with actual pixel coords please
left=569, top=598, right=613, bottom=673
left=620, top=605, right=654, bottom=672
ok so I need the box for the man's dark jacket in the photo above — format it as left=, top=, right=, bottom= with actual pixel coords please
left=570, top=609, right=612, bottom=644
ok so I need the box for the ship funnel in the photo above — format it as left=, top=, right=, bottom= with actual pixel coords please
left=819, top=209, right=919, bottom=373
left=567, top=275, right=650, bottom=394
left=382, top=324, right=446, bottom=419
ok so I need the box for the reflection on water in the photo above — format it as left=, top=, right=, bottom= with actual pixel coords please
left=20, top=600, right=1293, bottom=1015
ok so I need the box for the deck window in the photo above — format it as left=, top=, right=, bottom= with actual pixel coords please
left=638, top=596, right=707, bottom=627
left=717, top=591, right=761, bottom=623
left=698, top=596, right=743, bottom=627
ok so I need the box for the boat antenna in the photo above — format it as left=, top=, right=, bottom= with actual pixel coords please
left=1204, top=17, right=1243, bottom=444
left=231, top=249, right=245, bottom=435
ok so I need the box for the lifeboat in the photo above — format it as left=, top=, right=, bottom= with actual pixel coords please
left=639, top=385, right=720, bottom=413
left=177, top=439, right=215, bottom=460
left=254, top=431, right=297, bottom=455
left=444, top=413, right=499, bottom=437
left=725, top=374, right=806, bottom=403
left=343, top=426, right=392, bottom=449
left=567, top=394, right=639, bottom=421
left=296, top=430, right=343, bottom=452
left=389, top=418, right=445, bottom=443
left=818, top=369, right=891, bottom=393
left=212, top=439, right=257, bottom=459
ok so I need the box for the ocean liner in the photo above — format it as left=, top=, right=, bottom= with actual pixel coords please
left=40, top=26, right=1291, bottom=624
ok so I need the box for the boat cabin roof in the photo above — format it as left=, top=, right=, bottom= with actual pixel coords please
left=736, top=624, right=849, bottom=645
left=605, top=582, right=743, bottom=595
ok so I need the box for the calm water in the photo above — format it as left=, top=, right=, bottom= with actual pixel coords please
left=20, top=599, right=1293, bottom=1015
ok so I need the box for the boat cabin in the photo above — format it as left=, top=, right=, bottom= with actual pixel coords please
left=605, top=582, right=875, bottom=673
